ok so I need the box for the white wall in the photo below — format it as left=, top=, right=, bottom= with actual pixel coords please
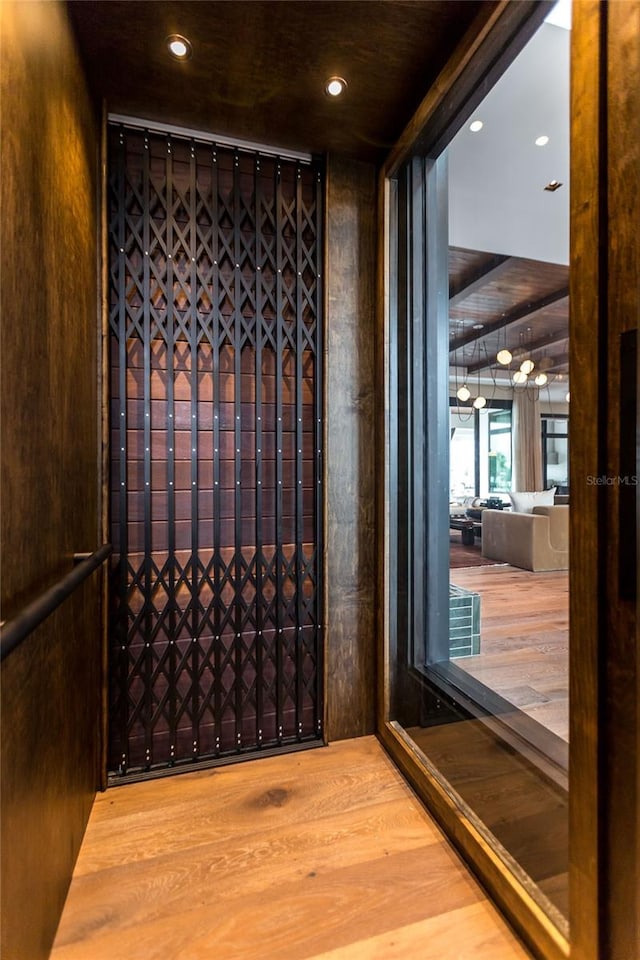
left=448, top=22, right=570, bottom=265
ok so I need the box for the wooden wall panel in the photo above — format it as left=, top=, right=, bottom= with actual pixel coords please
left=0, top=2, right=100, bottom=958
left=570, top=3, right=640, bottom=958
left=603, top=2, right=640, bottom=956
left=567, top=4, right=602, bottom=957
left=325, top=156, right=377, bottom=740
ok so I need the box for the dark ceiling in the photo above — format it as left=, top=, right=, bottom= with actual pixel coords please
left=67, top=0, right=487, bottom=164
left=67, top=1, right=569, bottom=373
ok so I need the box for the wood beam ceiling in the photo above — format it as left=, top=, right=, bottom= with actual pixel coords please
left=448, top=254, right=513, bottom=307
left=448, top=285, right=569, bottom=353
left=465, top=331, right=570, bottom=374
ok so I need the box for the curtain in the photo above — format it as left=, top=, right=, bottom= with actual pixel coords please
left=512, top=391, right=543, bottom=491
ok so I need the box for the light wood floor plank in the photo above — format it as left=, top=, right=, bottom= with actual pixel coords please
left=51, top=737, right=531, bottom=960
left=310, top=902, right=532, bottom=960
left=451, top=566, right=568, bottom=740
left=53, top=799, right=442, bottom=940
left=72, top=745, right=418, bottom=875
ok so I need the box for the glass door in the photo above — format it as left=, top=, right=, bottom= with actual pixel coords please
left=382, top=4, right=574, bottom=956
left=380, top=1, right=639, bottom=957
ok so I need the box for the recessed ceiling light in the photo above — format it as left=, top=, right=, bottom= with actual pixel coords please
left=544, top=180, right=563, bottom=192
left=472, top=323, right=484, bottom=330
left=535, top=135, right=550, bottom=146
left=167, top=35, right=192, bottom=60
left=325, top=76, right=347, bottom=97
left=469, top=120, right=483, bottom=133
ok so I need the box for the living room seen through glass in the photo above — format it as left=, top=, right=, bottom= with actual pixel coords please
left=389, top=0, right=571, bottom=930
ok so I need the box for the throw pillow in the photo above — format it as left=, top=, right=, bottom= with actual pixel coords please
left=509, top=488, right=557, bottom=514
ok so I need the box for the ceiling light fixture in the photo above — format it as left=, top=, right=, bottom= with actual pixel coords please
left=166, top=34, right=192, bottom=60
left=456, top=384, right=471, bottom=402
left=325, top=76, right=347, bottom=97
left=535, top=135, right=550, bottom=146
left=469, top=120, right=483, bottom=133
left=490, top=327, right=563, bottom=398
left=473, top=395, right=487, bottom=409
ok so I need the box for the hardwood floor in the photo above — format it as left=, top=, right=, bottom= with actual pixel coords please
left=51, top=737, right=531, bottom=960
left=406, top=720, right=568, bottom=919
left=450, top=565, right=569, bottom=741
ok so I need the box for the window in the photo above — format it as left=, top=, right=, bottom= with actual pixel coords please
left=542, top=415, right=569, bottom=493
left=487, top=408, right=512, bottom=492
left=449, top=401, right=512, bottom=498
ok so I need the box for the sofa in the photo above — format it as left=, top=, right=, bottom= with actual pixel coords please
left=481, top=505, right=569, bottom=571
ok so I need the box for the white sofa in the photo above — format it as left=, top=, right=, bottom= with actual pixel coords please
left=481, top=505, right=569, bottom=571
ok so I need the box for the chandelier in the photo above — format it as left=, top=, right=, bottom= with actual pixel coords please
left=494, top=331, right=569, bottom=401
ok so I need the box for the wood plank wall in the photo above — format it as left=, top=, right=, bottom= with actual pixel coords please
left=602, top=5, right=640, bottom=956
left=325, top=156, right=377, bottom=740
left=0, top=3, right=100, bottom=958
left=570, top=3, right=640, bottom=958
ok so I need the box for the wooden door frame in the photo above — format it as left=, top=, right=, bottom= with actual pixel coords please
left=570, top=2, right=639, bottom=958
left=376, top=1, right=639, bottom=958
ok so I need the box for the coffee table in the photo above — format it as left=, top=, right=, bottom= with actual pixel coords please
left=450, top=517, right=481, bottom=545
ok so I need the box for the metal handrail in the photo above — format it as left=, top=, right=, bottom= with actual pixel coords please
left=0, top=543, right=112, bottom=662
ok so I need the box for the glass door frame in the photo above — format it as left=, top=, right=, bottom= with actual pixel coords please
left=376, top=2, right=639, bottom=959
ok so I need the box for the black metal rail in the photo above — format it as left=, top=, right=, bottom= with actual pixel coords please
left=0, top=543, right=112, bottom=662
